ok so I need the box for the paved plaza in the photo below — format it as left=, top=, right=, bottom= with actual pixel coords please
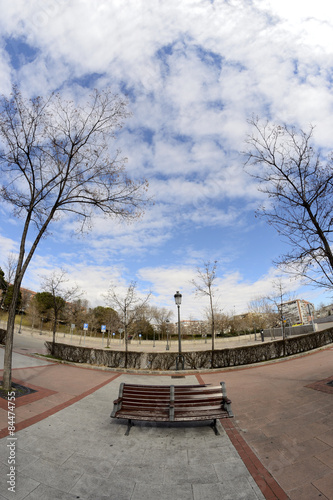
left=0, top=332, right=332, bottom=499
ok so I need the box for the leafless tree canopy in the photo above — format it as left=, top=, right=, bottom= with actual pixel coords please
left=0, top=85, right=148, bottom=389
left=104, top=281, right=151, bottom=367
left=244, top=118, right=333, bottom=290
left=40, top=269, right=82, bottom=354
left=191, top=260, right=218, bottom=355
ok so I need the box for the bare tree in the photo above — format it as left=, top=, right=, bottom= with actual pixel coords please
left=248, top=296, right=278, bottom=330
left=268, top=278, right=295, bottom=351
left=191, top=260, right=218, bottom=366
left=244, top=118, right=333, bottom=292
left=0, top=254, right=17, bottom=312
left=0, top=86, right=148, bottom=390
left=67, top=298, right=89, bottom=332
left=144, top=305, right=173, bottom=341
left=214, top=310, right=230, bottom=336
left=4, top=253, right=17, bottom=286
left=104, top=281, right=150, bottom=367
left=40, top=269, right=82, bottom=354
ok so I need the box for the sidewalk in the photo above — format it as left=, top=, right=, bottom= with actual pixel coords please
left=0, top=345, right=332, bottom=499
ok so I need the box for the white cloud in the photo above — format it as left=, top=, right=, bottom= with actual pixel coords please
left=0, top=235, right=17, bottom=267
left=1, top=0, right=332, bottom=317
left=138, top=264, right=302, bottom=319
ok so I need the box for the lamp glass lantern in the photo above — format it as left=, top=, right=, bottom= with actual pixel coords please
left=174, top=291, right=182, bottom=306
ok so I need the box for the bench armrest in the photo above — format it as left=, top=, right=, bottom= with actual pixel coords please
left=222, top=397, right=232, bottom=404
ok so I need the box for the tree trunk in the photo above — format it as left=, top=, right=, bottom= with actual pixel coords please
left=51, top=312, right=58, bottom=356
left=124, top=324, right=128, bottom=368
left=210, top=292, right=215, bottom=368
left=2, top=278, right=22, bottom=390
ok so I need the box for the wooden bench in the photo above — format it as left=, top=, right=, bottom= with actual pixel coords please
left=111, top=381, right=233, bottom=435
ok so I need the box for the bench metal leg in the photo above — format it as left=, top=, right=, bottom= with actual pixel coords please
left=210, top=419, right=220, bottom=436
left=175, top=354, right=185, bottom=370
left=125, top=419, right=133, bottom=436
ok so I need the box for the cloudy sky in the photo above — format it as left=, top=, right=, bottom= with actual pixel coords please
left=0, top=0, right=333, bottom=320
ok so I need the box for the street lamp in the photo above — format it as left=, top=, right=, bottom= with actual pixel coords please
left=174, top=291, right=184, bottom=370
left=165, top=319, right=170, bottom=350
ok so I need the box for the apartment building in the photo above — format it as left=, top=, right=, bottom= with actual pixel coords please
left=280, top=299, right=314, bottom=326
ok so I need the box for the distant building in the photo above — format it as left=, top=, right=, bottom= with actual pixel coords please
left=316, top=304, right=333, bottom=318
left=177, top=320, right=206, bottom=336
left=279, top=299, right=314, bottom=326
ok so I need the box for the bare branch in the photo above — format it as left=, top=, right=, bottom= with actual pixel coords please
left=244, top=118, right=333, bottom=291
left=104, top=281, right=151, bottom=367
left=190, top=260, right=218, bottom=359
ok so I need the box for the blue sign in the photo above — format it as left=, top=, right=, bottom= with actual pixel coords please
left=83, top=323, right=88, bottom=330
left=101, top=325, right=106, bottom=332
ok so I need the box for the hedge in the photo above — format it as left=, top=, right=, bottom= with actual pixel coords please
left=44, top=328, right=333, bottom=370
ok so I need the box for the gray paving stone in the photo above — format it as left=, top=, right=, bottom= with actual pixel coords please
left=63, top=451, right=116, bottom=477
left=10, top=433, right=39, bottom=451
left=0, top=462, right=40, bottom=500
left=24, top=483, right=81, bottom=500
left=15, top=446, right=39, bottom=472
left=131, top=482, right=194, bottom=500
left=21, top=458, right=82, bottom=492
left=164, top=463, right=219, bottom=484
left=142, top=447, right=188, bottom=466
left=0, top=349, right=53, bottom=368
left=193, top=479, right=264, bottom=500
left=20, top=438, right=75, bottom=466
left=69, top=472, right=135, bottom=499
left=111, top=463, right=165, bottom=484
left=213, top=457, right=252, bottom=481
left=188, top=446, right=233, bottom=464
left=0, top=441, right=9, bottom=467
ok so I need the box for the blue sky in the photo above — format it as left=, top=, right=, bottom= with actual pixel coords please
left=0, top=0, right=333, bottom=320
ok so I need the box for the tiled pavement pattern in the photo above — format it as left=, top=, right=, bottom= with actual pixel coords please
left=199, top=347, right=333, bottom=499
left=0, top=344, right=332, bottom=499
left=0, top=362, right=264, bottom=500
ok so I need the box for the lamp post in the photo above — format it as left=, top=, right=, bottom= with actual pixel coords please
left=165, top=319, right=170, bottom=350
left=174, top=291, right=184, bottom=370
left=18, top=308, right=24, bottom=334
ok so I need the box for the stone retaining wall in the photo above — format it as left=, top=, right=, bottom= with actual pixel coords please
left=45, top=328, right=333, bottom=370
left=0, top=329, right=6, bottom=344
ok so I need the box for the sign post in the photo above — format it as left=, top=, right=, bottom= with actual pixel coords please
left=70, top=324, right=75, bottom=342
left=101, top=325, right=106, bottom=347
left=83, top=323, right=88, bottom=346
